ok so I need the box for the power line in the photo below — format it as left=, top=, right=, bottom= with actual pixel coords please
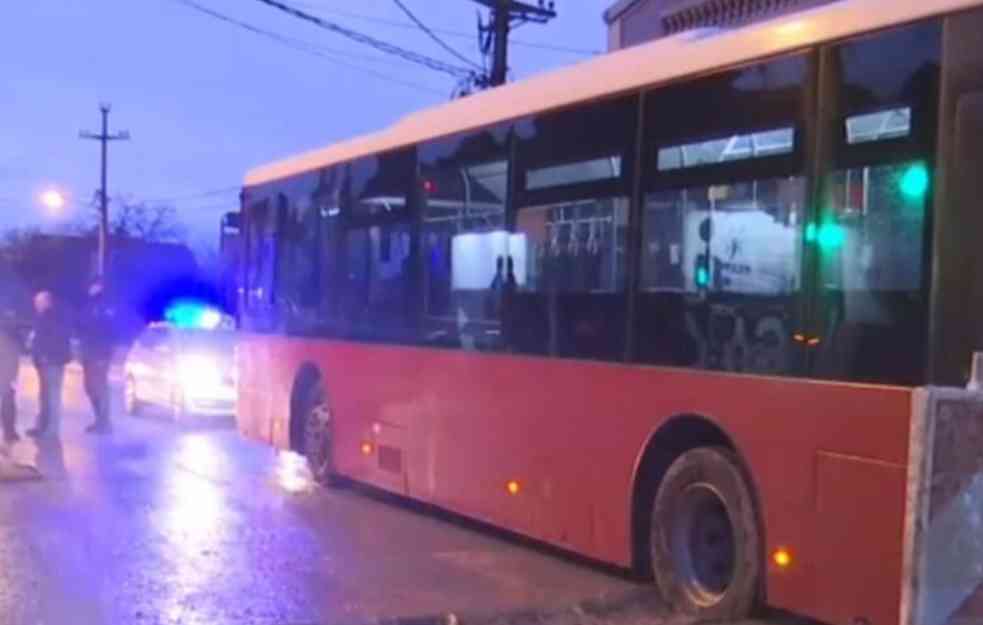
left=252, top=0, right=475, bottom=78
left=142, top=185, right=241, bottom=205
left=288, top=2, right=597, bottom=55
left=390, top=0, right=482, bottom=70
left=174, top=0, right=447, bottom=96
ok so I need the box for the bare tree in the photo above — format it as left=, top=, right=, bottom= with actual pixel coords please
left=109, top=199, right=188, bottom=242
left=64, top=192, right=188, bottom=243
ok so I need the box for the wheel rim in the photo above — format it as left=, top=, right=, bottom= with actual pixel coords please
left=304, top=400, right=333, bottom=478
left=671, top=483, right=737, bottom=606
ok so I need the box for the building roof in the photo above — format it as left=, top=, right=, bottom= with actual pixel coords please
left=603, top=0, right=640, bottom=23
left=245, top=0, right=980, bottom=187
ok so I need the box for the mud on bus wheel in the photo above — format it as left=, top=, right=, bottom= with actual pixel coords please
left=301, top=380, right=340, bottom=487
left=650, top=446, right=761, bottom=620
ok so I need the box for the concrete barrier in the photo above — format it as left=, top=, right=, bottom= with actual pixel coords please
left=902, top=387, right=983, bottom=625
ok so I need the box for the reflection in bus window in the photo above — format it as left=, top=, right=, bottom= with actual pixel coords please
left=510, top=198, right=628, bottom=360
left=421, top=159, right=508, bottom=350
left=657, top=127, right=794, bottom=171
left=344, top=224, right=413, bottom=342
left=244, top=199, right=277, bottom=330
left=637, top=177, right=805, bottom=374
left=518, top=199, right=627, bottom=294
left=814, top=161, right=930, bottom=384
left=846, top=107, right=912, bottom=145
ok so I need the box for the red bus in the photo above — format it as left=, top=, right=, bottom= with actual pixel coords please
left=236, top=2, right=983, bottom=624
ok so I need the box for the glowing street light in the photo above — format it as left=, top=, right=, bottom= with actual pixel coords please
left=39, top=188, right=67, bottom=215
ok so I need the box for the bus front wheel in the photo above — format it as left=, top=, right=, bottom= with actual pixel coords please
left=650, top=446, right=761, bottom=620
left=301, top=381, right=339, bottom=487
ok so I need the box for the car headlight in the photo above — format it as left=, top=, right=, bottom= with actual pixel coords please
left=178, top=354, right=222, bottom=396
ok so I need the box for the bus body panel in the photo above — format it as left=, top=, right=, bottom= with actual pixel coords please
left=237, top=335, right=910, bottom=625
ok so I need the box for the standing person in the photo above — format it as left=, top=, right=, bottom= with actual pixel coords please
left=78, top=278, right=116, bottom=434
left=0, top=320, right=21, bottom=443
left=27, top=291, right=71, bottom=439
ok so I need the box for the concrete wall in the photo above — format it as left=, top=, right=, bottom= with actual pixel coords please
left=902, top=387, right=983, bottom=625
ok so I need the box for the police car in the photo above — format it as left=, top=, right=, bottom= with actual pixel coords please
left=124, top=304, right=236, bottom=420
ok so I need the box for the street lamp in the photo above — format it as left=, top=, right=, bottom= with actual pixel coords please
left=38, top=188, right=67, bottom=216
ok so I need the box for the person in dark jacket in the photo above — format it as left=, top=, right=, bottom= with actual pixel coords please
left=0, top=321, right=21, bottom=443
left=78, top=278, right=116, bottom=433
left=27, top=291, right=71, bottom=439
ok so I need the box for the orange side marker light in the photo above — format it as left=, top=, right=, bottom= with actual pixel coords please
left=773, top=547, right=792, bottom=568
left=361, top=442, right=374, bottom=456
left=506, top=480, right=521, bottom=496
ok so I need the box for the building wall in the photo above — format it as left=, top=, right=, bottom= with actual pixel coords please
left=604, top=0, right=834, bottom=51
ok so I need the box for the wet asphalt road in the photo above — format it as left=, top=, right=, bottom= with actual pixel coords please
left=0, top=365, right=648, bottom=625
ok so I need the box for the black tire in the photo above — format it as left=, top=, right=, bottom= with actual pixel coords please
left=124, top=376, right=141, bottom=416
left=650, top=446, right=761, bottom=620
left=301, top=380, right=339, bottom=487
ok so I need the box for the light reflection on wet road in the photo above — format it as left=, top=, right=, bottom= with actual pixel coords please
left=0, top=368, right=642, bottom=625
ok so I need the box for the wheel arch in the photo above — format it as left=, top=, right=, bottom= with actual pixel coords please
left=288, top=362, right=323, bottom=452
left=628, top=412, right=766, bottom=596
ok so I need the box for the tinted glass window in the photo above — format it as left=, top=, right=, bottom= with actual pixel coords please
left=813, top=20, right=941, bottom=385
left=838, top=20, right=941, bottom=111
left=646, top=54, right=807, bottom=153
left=637, top=54, right=809, bottom=375
left=813, top=160, right=932, bottom=384
left=657, top=127, right=794, bottom=171
left=341, top=224, right=414, bottom=342
left=419, top=125, right=510, bottom=350
left=350, top=150, right=414, bottom=218
left=516, top=95, right=637, bottom=204
left=241, top=195, right=278, bottom=331
left=503, top=98, right=637, bottom=362
left=509, top=197, right=629, bottom=361
left=277, top=179, right=320, bottom=322
left=846, top=107, right=911, bottom=145
left=342, top=148, right=416, bottom=342
left=526, top=157, right=623, bottom=190
left=637, top=177, right=806, bottom=373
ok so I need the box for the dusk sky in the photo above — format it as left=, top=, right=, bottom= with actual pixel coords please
left=0, top=1, right=608, bottom=251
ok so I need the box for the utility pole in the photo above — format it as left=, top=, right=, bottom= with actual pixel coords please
left=472, top=1, right=557, bottom=87
left=80, top=104, right=130, bottom=278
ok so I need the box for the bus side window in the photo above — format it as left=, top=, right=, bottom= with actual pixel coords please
left=510, top=95, right=636, bottom=362
left=636, top=53, right=809, bottom=376
left=341, top=149, right=416, bottom=344
left=812, top=19, right=941, bottom=386
left=418, top=124, right=511, bottom=352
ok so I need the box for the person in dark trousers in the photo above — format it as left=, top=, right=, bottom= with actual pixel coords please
left=0, top=321, right=21, bottom=443
left=78, top=278, right=116, bottom=434
left=27, top=291, right=71, bottom=439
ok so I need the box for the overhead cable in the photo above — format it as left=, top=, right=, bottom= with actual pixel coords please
left=289, top=2, right=598, bottom=55
left=174, top=0, right=447, bottom=95
left=391, top=0, right=482, bottom=70
left=252, top=0, right=475, bottom=78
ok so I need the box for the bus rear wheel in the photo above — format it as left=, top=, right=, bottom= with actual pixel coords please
left=301, top=382, right=338, bottom=487
left=650, top=446, right=761, bottom=620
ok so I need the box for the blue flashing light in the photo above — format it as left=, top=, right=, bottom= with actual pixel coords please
left=165, top=299, right=223, bottom=329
